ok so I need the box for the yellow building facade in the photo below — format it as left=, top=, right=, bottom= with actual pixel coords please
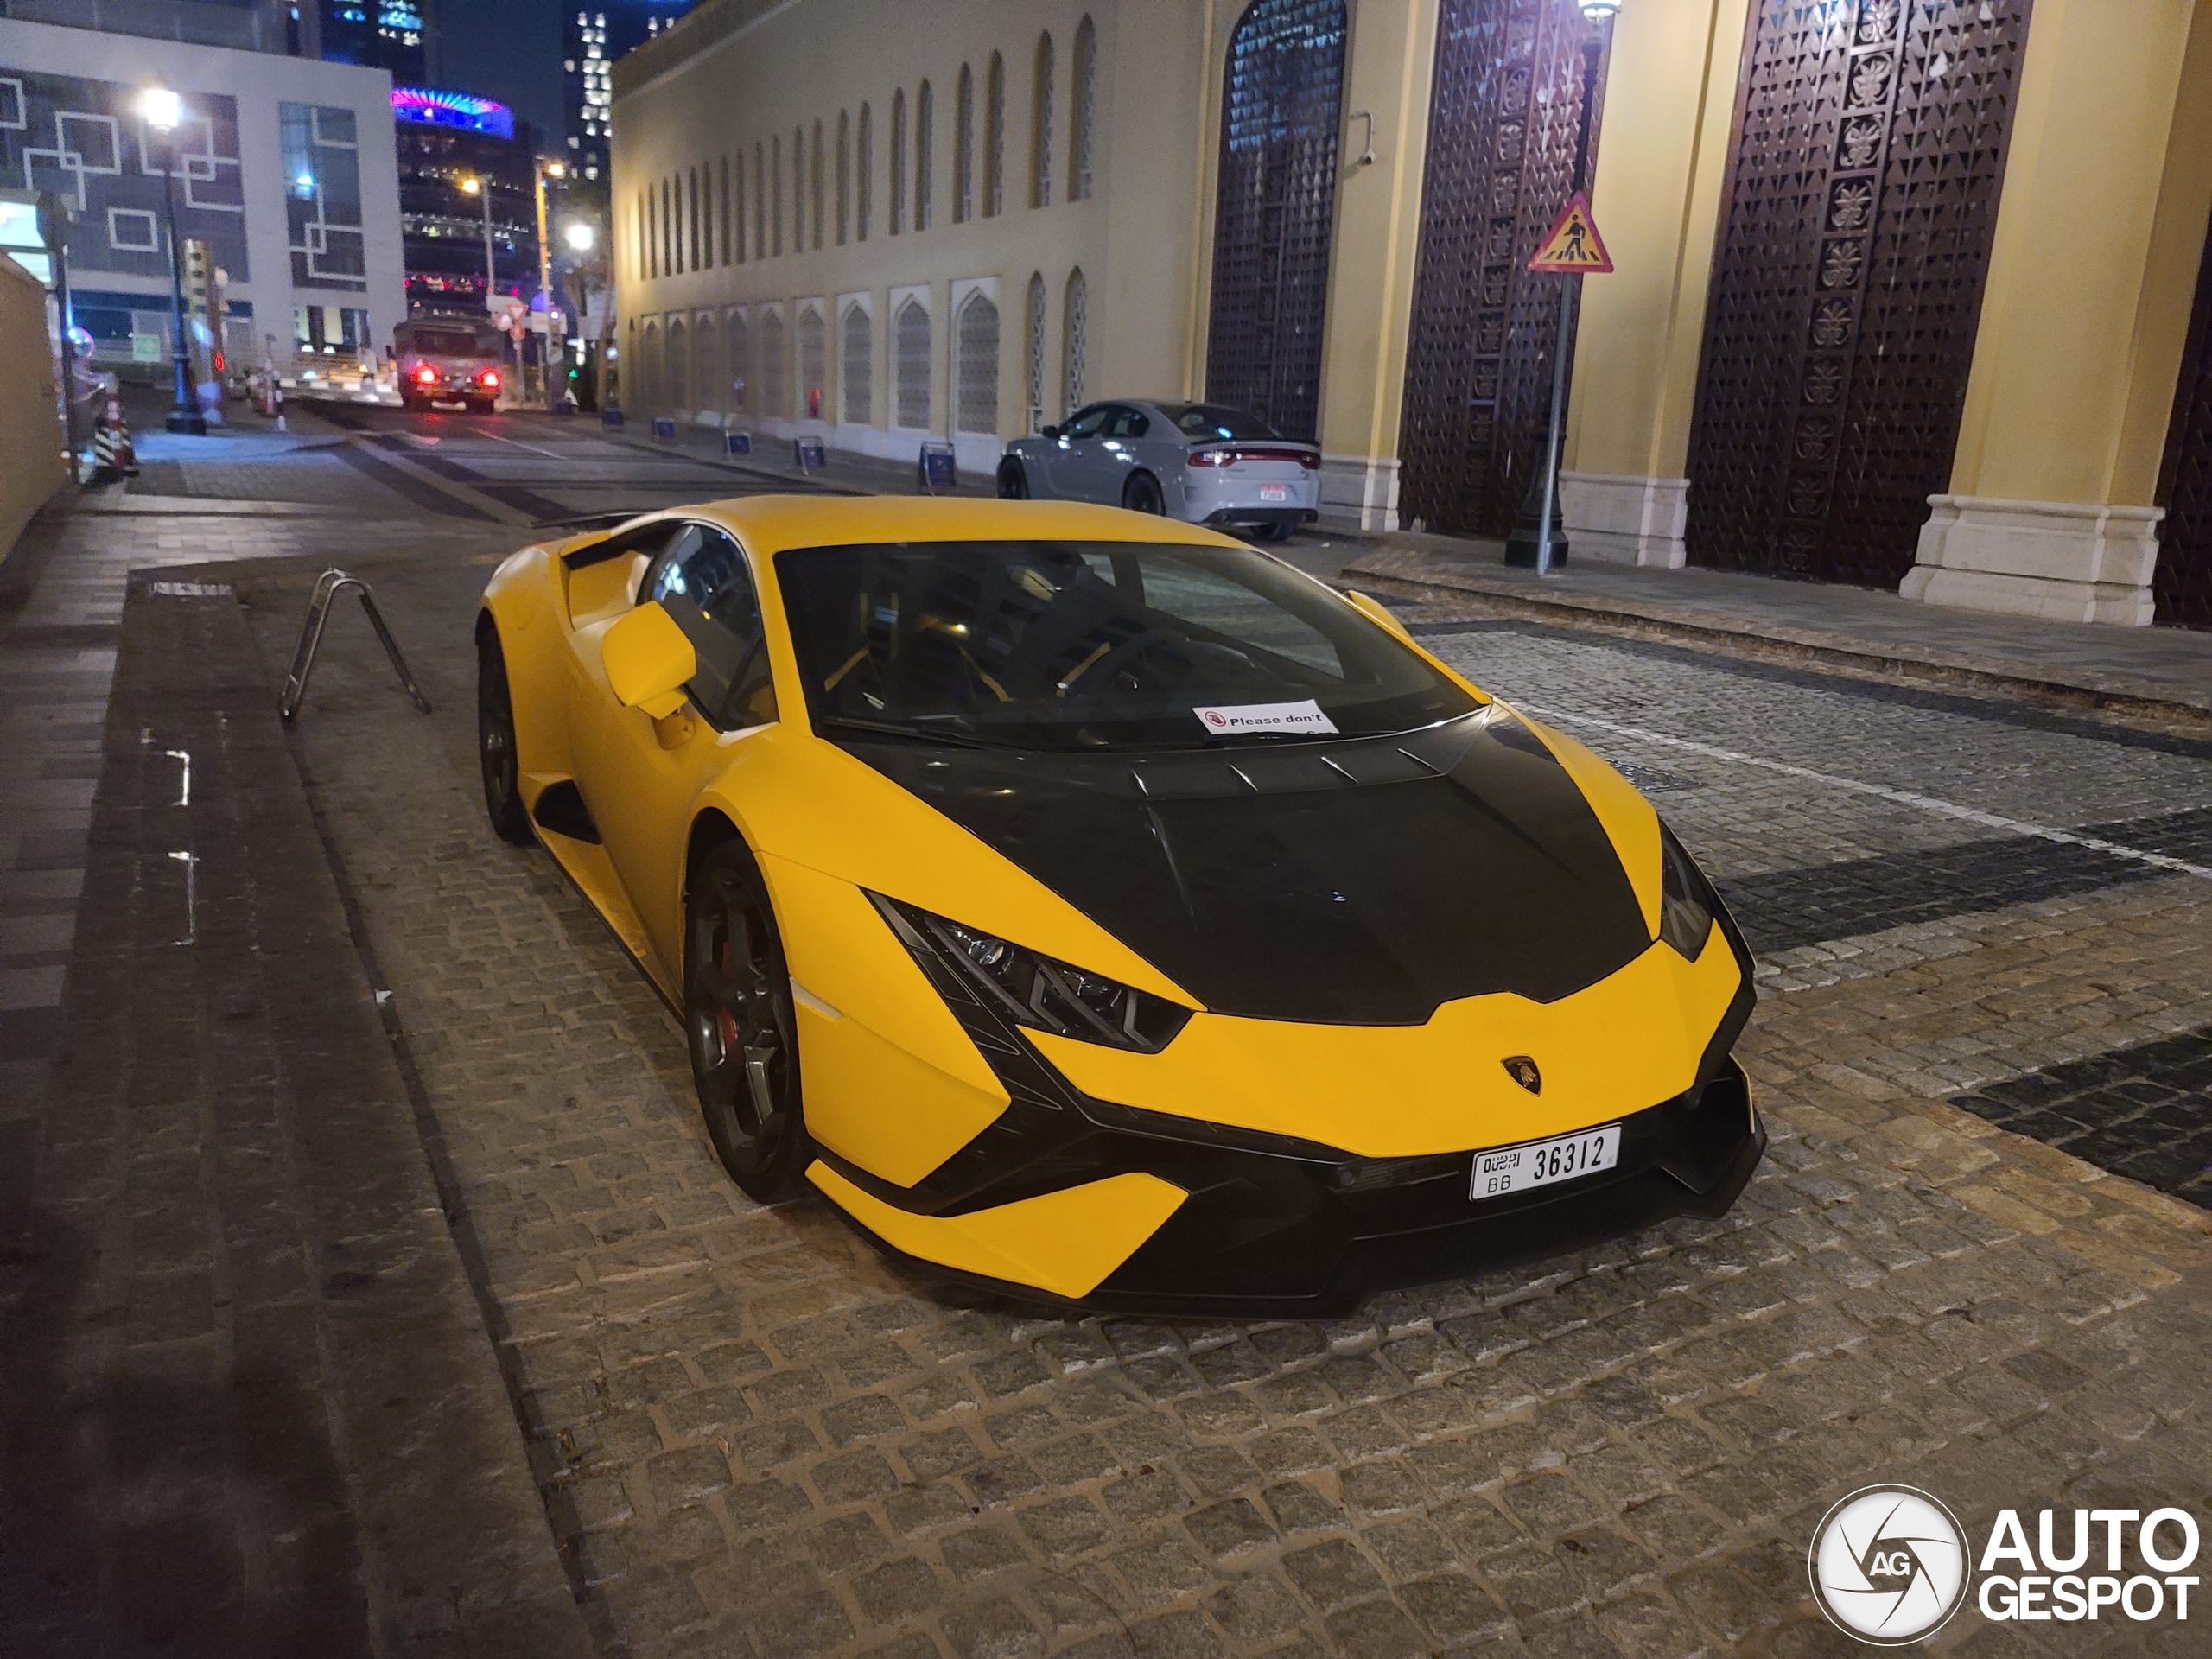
left=613, top=0, right=2212, bottom=629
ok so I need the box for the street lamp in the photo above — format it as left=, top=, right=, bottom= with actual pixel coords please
left=533, top=159, right=566, bottom=410
left=563, top=219, right=594, bottom=254
left=458, top=174, right=495, bottom=306
left=137, top=81, right=205, bottom=435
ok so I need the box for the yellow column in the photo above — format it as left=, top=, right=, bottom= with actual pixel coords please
left=1312, top=0, right=1440, bottom=531
left=1904, top=0, right=2212, bottom=625
left=1557, top=0, right=1748, bottom=565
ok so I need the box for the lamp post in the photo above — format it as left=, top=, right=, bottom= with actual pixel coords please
left=137, top=82, right=206, bottom=435
left=534, top=159, right=565, bottom=409
left=458, top=174, right=495, bottom=303
left=563, top=218, right=599, bottom=412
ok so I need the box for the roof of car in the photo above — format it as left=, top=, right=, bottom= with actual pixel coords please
left=655, top=493, right=1253, bottom=554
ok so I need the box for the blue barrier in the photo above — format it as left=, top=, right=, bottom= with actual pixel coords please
left=726, top=431, right=752, bottom=454
left=602, top=408, right=625, bottom=427
left=794, top=436, right=826, bottom=472
left=652, top=416, right=677, bottom=439
left=918, top=442, right=957, bottom=492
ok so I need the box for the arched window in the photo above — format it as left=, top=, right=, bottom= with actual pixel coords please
left=760, top=308, right=788, bottom=417
left=1031, top=33, right=1055, bottom=207
left=1025, top=271, right=1046, bottom=430
left=1071, top=16, right=1096, bottom=201
left=836, top=111, right=850, bottom=245
left=639, top=317, right=660, bottom=410
left=954, top=64, right=974, bottom=224
left=984, top=53, right=1006, bottom=217
left=734, top=162, right=747, bottom=264
left=1062, top=267, right=1087, bottom=412
left=668, top=315, right=690, bottom=411
left=895, top=297, right=931, bottom=429
left=857, top=103, right=873, bottom=240
left=644, top=188, right=656, bottom=278
left=842, top=302, right=872, bottom=424
left=791, top=126, right=804, bottom=253
left=798, top=305, right=826, bottom=420
left=890, top=89, right=906, bottom=234
left=771, top=135, right=783, bottom=256
left=957, top=290, right=1000, bottom=435
left=728, top=309, right=749, bottom=413
left=658, top=177, right=671, bottom=274
left=719, top=156, right=731, bottom=264
left=811, top=118, right=824, bottom=249
left=915, top=81, right=934, bottom=231
left=685, top=168, right=697, bottom=271
left=695, top=312, right=719, bottom=416
left=753, top=143, right=766, bottom=257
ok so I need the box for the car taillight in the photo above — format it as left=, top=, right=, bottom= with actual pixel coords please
left=477, top=369, right=501, bottom=389
left=1186, top=446, right=1320, bottom=471
left=415, top=365, right=437, bottom=385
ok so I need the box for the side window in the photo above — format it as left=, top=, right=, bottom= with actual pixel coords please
left=1105, top=406, right=1149, bottom=439
left=1060, top=404, right=1109, bottom=440
left=644, top=524, right=776, bottom=727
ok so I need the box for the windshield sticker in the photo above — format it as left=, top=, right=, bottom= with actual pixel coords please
left=1192, top=700, right=1339, bottom=736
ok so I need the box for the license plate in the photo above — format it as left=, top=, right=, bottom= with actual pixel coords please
left=1471, top=1124, right=1620, bottom=1200
left=1258, top=484, right=1288, bottom=501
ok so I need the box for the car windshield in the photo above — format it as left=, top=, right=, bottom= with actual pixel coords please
left=774, top=539, right=1477, bottom=752
left=1165, top=404, right=1284, bottom=442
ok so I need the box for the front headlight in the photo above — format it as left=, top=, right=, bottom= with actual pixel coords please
left=1657, top=823, right=1717, bottom=959
left=870, top=894, right=1192, bottom=1052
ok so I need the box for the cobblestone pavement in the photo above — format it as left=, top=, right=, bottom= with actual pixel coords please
left=238, top=555, right=2212, bottom=1658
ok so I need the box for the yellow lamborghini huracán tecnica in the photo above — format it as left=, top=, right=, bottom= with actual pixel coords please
left=476, top=496, right=1762, bottom=1315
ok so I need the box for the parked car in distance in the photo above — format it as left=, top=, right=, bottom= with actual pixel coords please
left=999, top=400, right=1321, bottom=541
left=393, top=316, right=507, bottom=414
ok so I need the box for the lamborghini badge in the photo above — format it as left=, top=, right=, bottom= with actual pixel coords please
left=1503, top=1056, right=1541, bottom=1095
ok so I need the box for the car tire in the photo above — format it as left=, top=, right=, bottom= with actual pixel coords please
left=996, top=456, right=1030, bottom=499
left=685, top=836, right=810, bottom=1202
left=1262, top=520, right=1294, bottom=543
left=1122, top=472, right=1164, bottom=515
left=477, top=625, right=535, bottom=847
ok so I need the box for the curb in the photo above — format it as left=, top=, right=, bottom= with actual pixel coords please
left=1346, top=563, right=2212, bottom=730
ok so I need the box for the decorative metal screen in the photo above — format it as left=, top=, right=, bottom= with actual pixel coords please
left=695, top=315, right=718, bottom=416
left=1397, top=0, right=1605, bottom=537
left=798, top=307, right=826, bottom=420
left=842, top=304, right=871, bottom=424
left=760, top=309, right=787, bottom=418
left=2155, top=215, right=2212, bottom=629
left=1683, top=0, right=2033, bottom=586
left=669, top=316, right=690, bottom=413
left=1063, top=269, right=1087, bottom=412
left=958, top=291, right=1001, bottom=434
left=896, top=299, right=931, bottom=429
left=728, top=311, right=750, bottom=414
left=1027, top=272, right=1048, bottom=429
left=1204, top=0, right=1346, bottom=443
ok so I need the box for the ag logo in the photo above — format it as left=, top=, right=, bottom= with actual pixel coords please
left=1809, top=1484, right=1971, bottom=1645
left=1502, top=1056, right=1541, bottom=1095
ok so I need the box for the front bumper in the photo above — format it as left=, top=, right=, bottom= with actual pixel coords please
left=808, top=894, right=1764, bottom=1317
left=817, top=1060, right=1764, bottom=1317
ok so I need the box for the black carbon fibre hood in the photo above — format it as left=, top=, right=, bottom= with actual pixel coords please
left=840, top=710, right=1653, bottom=1024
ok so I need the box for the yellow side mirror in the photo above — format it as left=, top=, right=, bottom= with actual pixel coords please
left=603, top=601, right=696, bottom=719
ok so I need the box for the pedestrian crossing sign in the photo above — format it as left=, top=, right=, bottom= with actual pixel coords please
left=1528, top=192, right=1613, bottom=274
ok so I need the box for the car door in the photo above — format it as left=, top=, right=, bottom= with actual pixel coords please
left=570, top=521, right=779, bottom=980
left=1041, top=404, right=1113, bottom=499
left=1096, top=404, right=1153, bottom=503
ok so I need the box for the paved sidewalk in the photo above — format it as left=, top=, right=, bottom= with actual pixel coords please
left=1343, top=538, right=2212, bottom=724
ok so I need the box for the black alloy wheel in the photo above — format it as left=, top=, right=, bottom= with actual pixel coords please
left=685, top=838, right=809, bottom=1200
left=996, top=456, right=1030, bottom=499
left=1262, top=519, right=1294, bottom=543
left=476, top=627, right=533, bottom=846
left=1122, top=472, right=1164, bottom=515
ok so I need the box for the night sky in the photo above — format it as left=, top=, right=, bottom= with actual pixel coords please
left=439, top=0, right=567, bottom=146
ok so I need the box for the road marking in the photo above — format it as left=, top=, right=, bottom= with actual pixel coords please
left=344, top=435, right=535, bottom=525
left=1518, top=702, right=2212, bottom=881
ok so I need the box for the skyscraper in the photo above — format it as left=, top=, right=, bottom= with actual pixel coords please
left=290, top=1, right=440, bottom=86
left=563, top=1, right=694, bottom=184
